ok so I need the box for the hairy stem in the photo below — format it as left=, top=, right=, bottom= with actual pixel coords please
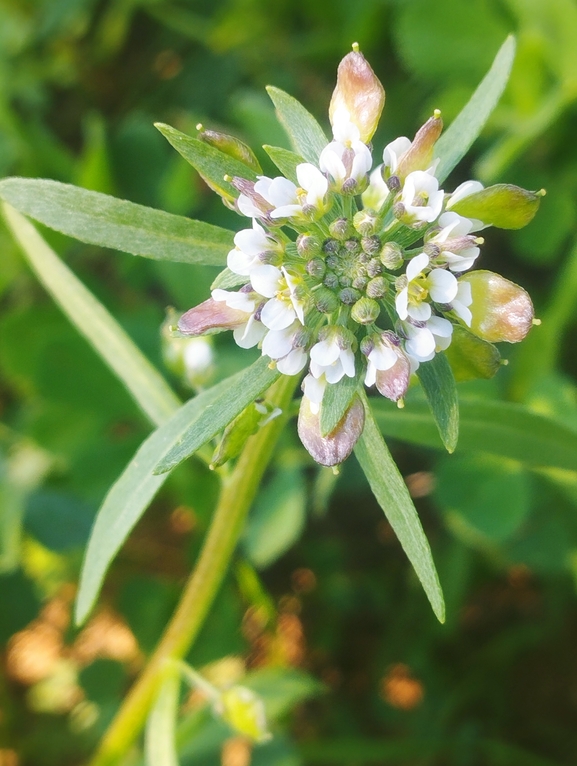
left=88, top=373, right=298, bottom=766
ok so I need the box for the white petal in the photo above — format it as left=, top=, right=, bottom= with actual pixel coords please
left=212, top=288, right=255, bottom=313
left=324, top=361, right=346, bottom=384
left=303, top=374, right=326, bottom=411
left=310, top=338, right=340, bottom=366
left=383, top=136, right=411, bottom=172
left=456, top=281, right=472, bottom=306
left=260, top=298, right=296, bottom=331
left=362, top=165, right=389, bottom=211
left=233, top=317, right=266, bottom=348
left=266, top=176, right=298, bottom=207
left=395, top=287, right=409, bottom=321
left=277, top=348, right=308, bottom=375
left=297, top=163, right=328, bottom=206
left=262, top=326, right=294, bottom=359
left=253, top=176, right=273, bottom=200
left=368, top=345, right=397, bottom=371
left=227, top=248, right=254, bottom=276
left=407, top=301, right=432, bottom=321
left=237, top=195, right=263, bottom=218
left=447, top=180, right=484, bottom=208
left=365, top=361, right=377, bottom=387
left=406, top=252, right=429, bottom=282
left=452, top=300, right=472, bottom=327
left=319, top=143, right=347, bottom=183
left=405, top=326, right=435, bottom=360
left=250, top=264, right=282, bottom=298
left=234, top=222, right=269, bottom=254
left=340, top=349, right=356, bottom=378
left=350, top=142, right=373, bottom=181
left=270, top=204, right=302, bottom=219
left=282, top=268, right=305, bottom=324
left=437, top=211, right=473, bottom=238
left=427, top=315, right=453, bottom=338
left=428, top=268, right=458, bottom=303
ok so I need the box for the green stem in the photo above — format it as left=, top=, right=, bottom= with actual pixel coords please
left=87, top=373, right=299, bottom=766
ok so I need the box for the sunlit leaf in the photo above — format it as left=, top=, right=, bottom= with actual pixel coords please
left=0, top=179, right=232, bottom=266
left=266, top=87, right=329, bottom=164
left=354, top=394, right=445, bottom=623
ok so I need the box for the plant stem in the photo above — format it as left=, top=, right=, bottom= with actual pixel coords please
left=87, top=373, right=299, bottom=766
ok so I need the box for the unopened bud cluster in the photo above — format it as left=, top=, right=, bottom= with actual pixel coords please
left=178, top=45, right=542, bottom=465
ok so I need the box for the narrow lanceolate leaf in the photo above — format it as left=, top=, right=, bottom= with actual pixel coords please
left=354, top=394, right=445, bottom=623
left=145, top=670, right=181, bottom=766
left=262, top=145, right=305, bottom=184
left=371, top=397, right=577, bottom=472
left=211, top=267, right=248, bottom=291
left=155, top=357, right=280, bottom=474
left=266, top=87, right=329, bottom=165
left=435, top=35, right=516, bottom=184
left=416, top=352, right=459, bottom=453
left=0, top=178, right=233, bottom=267
left=75, top=366, right=262, bottom=624
left=155, top=122, right=257, bottom=198
left=320, top=373, right=361, bottom=437
left=2, top=204, right=180, bottom=427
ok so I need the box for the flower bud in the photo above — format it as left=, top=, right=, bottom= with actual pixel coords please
left=329, top=47, right=385, bottom=144
left=329, top=217, right=353, bottom=240
left=178, top=298, right=249, bottom=336
left=339, top=287, right=361, bottom=305
left=353, top=209, right=378, bottom=236
left=298, top=394, right=365, bottom=467
left=297, top=234, right=321, bottom=256
left=361, top=235, right=381, bottom=256
left=306, top=258, right=326, bottom=278
left=315, top=287, right=339, bottom=314
left=219, top=686, right=271, bottom=743
left=444, top=325, right=501, bottom=381
left=448, top=184, right=544, bottom=229
left=351, top=296, right=380, bottom=324
left=380, top=242, right=404, bottom=270
left=459, top=271, right=535, bottom=343
left=366, top=276, right=387, bottom=299
left=375, top=348, right=410, bottom=402
left=197, top=125, right=262, bottom=173
left=395, top=111, right=443, bottom=181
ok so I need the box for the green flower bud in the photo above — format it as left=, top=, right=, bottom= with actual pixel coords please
left=329, top=217, right=353, bottom=240
left=395, top=111, right=443, bottom=181
left=444, top=325, right=501, bottom=382
left=306, top=258, right=326, bottom=278
left=353, top=209, right=378, bottom=236
left=324, top=273, right=339, bottom=289
left=367, top=258, right=382, bottom=277
left=315, top=287, right=340, bottom=314
left=459, top=270, right=535, bottom=343
left=380, top=242, right=404, bottom=270
left=339, top=287, right=361, bottom=305
left=448, top=184, right=544, bottom=229
left=329, top=45, right=385, bottom=144
left=197, top=125, right=262, bottom=173
left=366, top=276, right=387, bottom=298
left=361, top=235, right=381, bottom=256
left=297, top=234, right=321, bottom=256
left=219, top=686, right=271, bottom=743
left=351, top=297, right=380, bottom=324
left=298, top=394, right=365, bottom=467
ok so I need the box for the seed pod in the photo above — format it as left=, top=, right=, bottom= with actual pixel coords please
left=459, top=271, right=535, bottom=343
left=444, top=325, right=501, bottom=381
left=298, top=394, right=365, bottom=467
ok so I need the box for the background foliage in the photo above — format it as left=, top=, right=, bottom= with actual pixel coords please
left=2, top=0, right=577, bottom=764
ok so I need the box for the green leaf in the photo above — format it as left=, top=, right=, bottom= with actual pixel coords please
left=211, top=267, right=248, bottom=291
left=145, top=669, right=181, bottom=766
left=75, top=361, right=274, bottom=624
left=155, top=357, right=280, bottom=474
left=243, top=467, right=307, bottom=568
left=354, top=394, right=445, bottom=623
left=371, top=396, right=577, bottom=471
left=2, top=203, right=181, bottom=428
left=0, top=179, right=233, bottom=267
left=320, top=374, right=360, bottom=437
left=262, top=145, right=304, bottom=184
left=265, top=86, right=329, bottom=165
left=416, top=353, right=459, bottom=453
left=435, top=35, right=516, bottom=183
left=444, top=325, right=501, bottom=382
left=155, top=122, right=257, bottom=199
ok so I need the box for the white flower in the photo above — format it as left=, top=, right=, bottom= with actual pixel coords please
left=211, top=288, right=267, bottom=349
left=309, top=334, right=355, bottom=384
left=253, top=165, right=328, bottom=220
left=319, top=139, right=372, bottom=191
left=302, top=373, right=327, bottom=414
left=261, top=321, right=308, bottom=375
left=395, top=253, right=458, bottom=322
left=403, top=315, right=453, bottom=366
left=429, top=212, right=480, bottom=272
left=233, top=315, right=268, bottom=349
left=401, top=170, right=444, bottom=223
left=250, top=265, right=305, bottom=331
left=364, top=337, right=397, bottom=387
left=227, top=221, right=279, bottom=276
left=212, top=288, right=256, bottom=314
left=451, top=281, right=473, bottom=326
left=383, top=136, right=412, bottom=176
left=361, top=165, right=389, bottom=211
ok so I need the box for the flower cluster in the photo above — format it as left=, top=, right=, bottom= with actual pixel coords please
left=178, top=45, right=542, bottom=465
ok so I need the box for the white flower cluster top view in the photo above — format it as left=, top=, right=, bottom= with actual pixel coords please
left=178, top=46, right=540, bottom=425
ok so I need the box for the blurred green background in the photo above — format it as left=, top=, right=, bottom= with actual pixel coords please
left=2, top=0, right=577, bottom=764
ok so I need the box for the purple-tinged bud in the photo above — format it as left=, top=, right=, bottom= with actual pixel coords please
left=339, top=287, right=361, bottom=305
left=395, top=111, right=443, bottom=181
left=366, top=258, right=382, bottom=277
left=387, top=175, right=401, bottom=193
left=306, top=258, right=326, bottom=278
left=373, top=332, right=410, bottom=402
left=361, top=235, right=381, bottom=256
left=178, top=298, right=249, bottom=336
left=351, top=296, right=380, bottom=324
left=231, top=177, right=273, bottom=219
left=297, top=234, right=321, bottom=256
left=197, top=125, right=262, bottom=173
left=366, top=276, right=387, bottom=299
left=341, top=178, right=359, bottom=195
left=323, top=238, right=340, bottom=255
left=449, top=184, right=544, bottom=229
left=329, top=46, right=385, bottom=144
left=352, top=275, right=368, bottom=290
left=459, top=271, right=535, bottom=343
left=298, top=394, right=365, bottom=467
left=380, top=242, right=404, bottom=270
left=314, top=287, right=339, bottom=314
left=344, top=238, right=362, bottom=255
